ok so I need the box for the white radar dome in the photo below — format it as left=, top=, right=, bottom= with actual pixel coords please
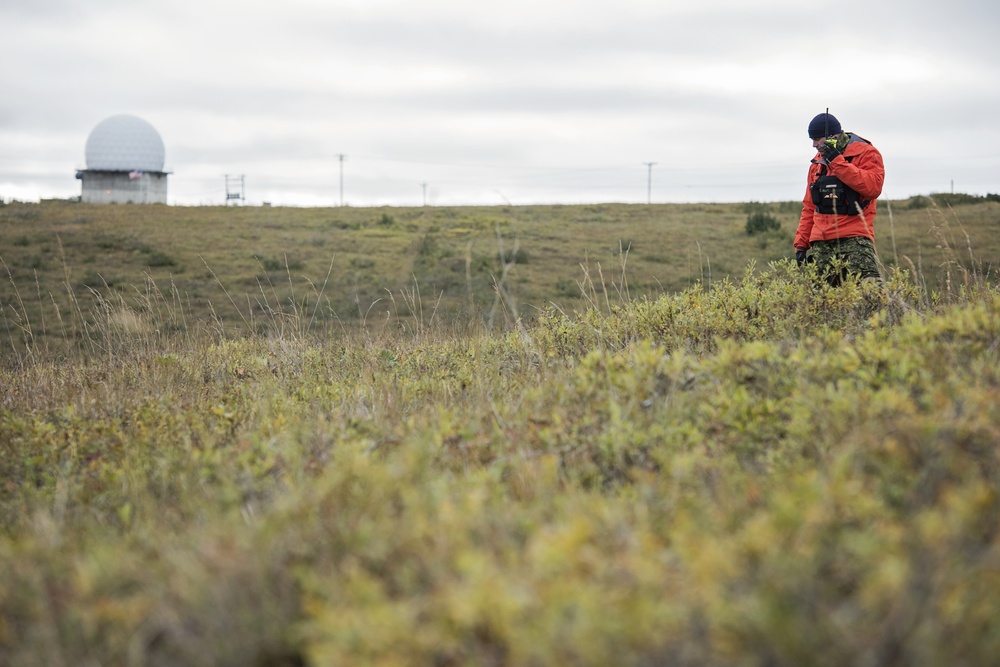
left=85, top=114, right=165, bottom=172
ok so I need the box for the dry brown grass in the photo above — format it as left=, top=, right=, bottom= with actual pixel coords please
left=1, top=197, right=996, bottom=360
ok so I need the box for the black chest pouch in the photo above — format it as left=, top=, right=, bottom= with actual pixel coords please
left=811, top=174, right=867, bottom=216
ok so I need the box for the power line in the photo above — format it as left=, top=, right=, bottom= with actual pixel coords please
left=352, top=154, right=642, bottom=172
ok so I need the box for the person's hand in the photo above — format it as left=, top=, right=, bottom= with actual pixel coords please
left=795, top=248, right=808, bottom=266
left=818, top=137, right=843, bottom=163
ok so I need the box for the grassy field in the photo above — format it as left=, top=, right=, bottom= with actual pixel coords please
left=1, top=196, right=999, bottom=665
left=2, top=195, right=998, bottom=358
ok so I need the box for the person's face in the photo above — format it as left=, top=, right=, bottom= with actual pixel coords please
left=812, top=136, right=827, bottom=149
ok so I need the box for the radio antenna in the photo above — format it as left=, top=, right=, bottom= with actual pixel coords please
left=825, top=107, right=829, bottom=138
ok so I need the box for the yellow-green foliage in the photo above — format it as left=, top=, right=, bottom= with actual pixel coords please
left=1, top=229, right=1000, bottom=664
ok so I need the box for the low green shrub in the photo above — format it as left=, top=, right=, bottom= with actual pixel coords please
left=745, top=211, right=781, bottom=236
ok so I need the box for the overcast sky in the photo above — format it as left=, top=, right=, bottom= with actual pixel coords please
left=2, top=0, right=997, bottom=207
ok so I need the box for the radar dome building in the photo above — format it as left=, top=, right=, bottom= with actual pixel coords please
left=76, top=115, right=170, bottom=204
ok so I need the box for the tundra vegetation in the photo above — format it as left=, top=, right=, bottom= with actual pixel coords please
left=1, top=196, right=999, bottom=666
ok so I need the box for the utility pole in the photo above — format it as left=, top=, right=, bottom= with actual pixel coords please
left=644, top=162, right=657, bottom=204
left=420, top=182, right=428, bottom=206
left=338, top=154, right=345, bottom=206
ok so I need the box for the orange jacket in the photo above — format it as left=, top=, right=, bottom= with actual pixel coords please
left=794, top=134, right=885, bottom=249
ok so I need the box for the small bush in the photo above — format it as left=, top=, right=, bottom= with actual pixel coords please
left=80, top=271, right=118, bottom=289
left=256, top=255, right=304, bottom=272
left=350, top=257, right=375, bottom=269
left=497, top=248, right=529, bottom=265
left=745, top=211, right=781, bottom=236
left=328, top=219, right=360, bottom=230
left=144, top=250, right=177, bottom=268
left=906, top=195, right=933, bottom=210
left=555, top=277, right=580, bottom=298
left=613, top=240, right=633, bottom=256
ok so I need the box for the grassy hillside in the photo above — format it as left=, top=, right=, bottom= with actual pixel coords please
left=2, top=196, right=998, bottom=359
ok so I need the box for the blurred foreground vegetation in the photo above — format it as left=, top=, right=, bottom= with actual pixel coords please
left=1, top=197, right=1000, bottom=665
left=1, top=266, right=999, bottom=664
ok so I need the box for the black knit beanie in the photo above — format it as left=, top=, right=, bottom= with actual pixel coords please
left=808, top=113, right=842, bottom=139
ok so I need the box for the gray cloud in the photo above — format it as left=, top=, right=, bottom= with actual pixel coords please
left=2, top=0, right=998, bottom=206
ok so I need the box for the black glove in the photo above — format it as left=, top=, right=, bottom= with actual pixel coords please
left=818, top=136, right=844, bottom=163
left=795, top=248, right=808, bottom=266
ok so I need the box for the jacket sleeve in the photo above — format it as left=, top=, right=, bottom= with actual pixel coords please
left=793, top=163, right=818, bottom=249
left=828, top=144, right=884, bottom=200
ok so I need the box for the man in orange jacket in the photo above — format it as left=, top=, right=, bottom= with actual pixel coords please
left=794, top=112, right=885, bottom=284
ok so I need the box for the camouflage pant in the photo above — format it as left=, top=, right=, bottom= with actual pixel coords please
left=805, top=236, right=881, bottom=286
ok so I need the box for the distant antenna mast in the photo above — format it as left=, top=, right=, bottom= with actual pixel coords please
left=644, top=162, right=657, bottom=204
left=225, top=174, right=245, bottom=205
left=338, top=154, right=346, bottom=206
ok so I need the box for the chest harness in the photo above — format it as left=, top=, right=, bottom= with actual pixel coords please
left=810, top=133, right=873, bottom=216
